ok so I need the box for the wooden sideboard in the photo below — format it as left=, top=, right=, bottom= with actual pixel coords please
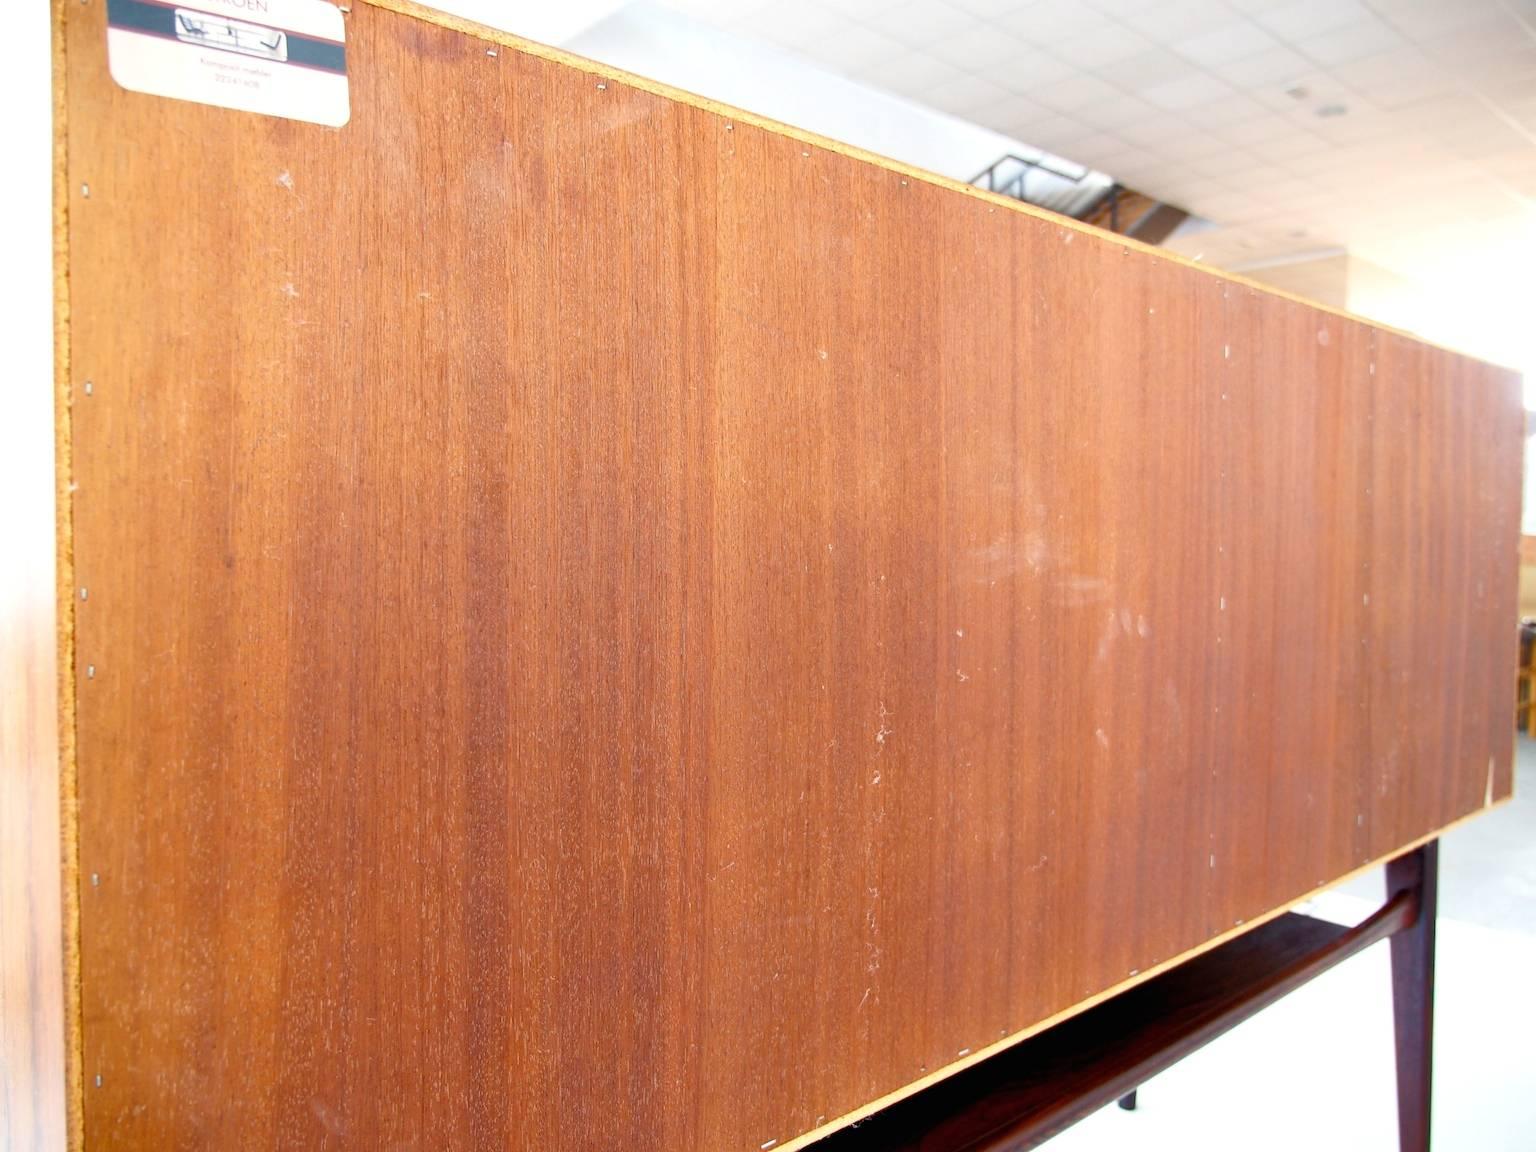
left=19, top=1, right=1524, bottom=1148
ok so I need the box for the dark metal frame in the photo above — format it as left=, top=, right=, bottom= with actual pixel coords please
left=969, top=152, right=1103, bottom=214
left=814, top=841, right=1439, bottom=1151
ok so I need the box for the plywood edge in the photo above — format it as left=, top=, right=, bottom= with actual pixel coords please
left=52, top=0, right=84, bottom=1147
left=772, top=799, right=1508, bottom=1152
left=358, top=0, right=1519, bottom=377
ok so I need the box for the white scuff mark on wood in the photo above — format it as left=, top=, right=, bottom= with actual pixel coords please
left=1094, top=728, right=1110, bottom=749
left=1137, top=614, right=1150, bottom=638
left=1060, top=574, right=1110, bottom=605
left=276, top=170, right=294, bottom=190
left=857, top=987, right=871, bottom=1011
left=761, top=1141, right=778, bottom=1150
left=1219, top=595, right=1226, bottom=611
left=958, top=1048, right=971, bottom=1058
left=1026, top=854, right=1048, bottom=874
left=956, top=669, right=969, bottom=682
left=1023, top=529, right=1050, bottom=572
left=875, top=701, right=893, bottom=750
left=1096, top=609, right=1120, bottom=662
left=1209, top=854, right=1216, bottom=869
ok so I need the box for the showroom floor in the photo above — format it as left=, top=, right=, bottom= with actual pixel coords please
left=1045, top=737, right=1536, bottom=1151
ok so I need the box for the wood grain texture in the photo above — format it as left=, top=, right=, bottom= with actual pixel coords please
left=59, top=1, right=1523, bottom=1149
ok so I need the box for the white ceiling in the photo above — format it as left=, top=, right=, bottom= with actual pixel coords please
left=651, top=0, right=1536, bottom=368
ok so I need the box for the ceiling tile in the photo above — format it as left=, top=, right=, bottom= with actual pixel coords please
left=1253, top=0, right=1373, bottom=41
left=1141, top=72, right=1235, bottom=111
left=1472, top=62, right=1536, bottom=104
left=924, top=72, right=1015, bottom=115
left=663, top=0, right=774, bottom=20
left=1069, top=129, right=1136, bottom=159
left=1102, top=46, right=1197, bottom=93
left=979, top=92, right=1058, bottom=128
left=1209, top=112, right=1309, bottom=144
left=1171, top=20, right=1279, bottom=66
left=879, top=0, right=979, bottom=47
left=871, top=50, right=970, bottom=93
left=1115, top=0, right=1229, bottom=42
left=1206, top=44, right=1314, bottom=88
left=1182, top=95, right=1271, bottom=130
left=995, top=0, right=1108, bottom=43
left=734, top=1, right=846, bottom=46
left=1424, top=26, right=1536, bottom=72
left=1295, top=18, right=1406, bottom=67
left=1308, top=106, right=1393, bottom=144
left=1051, top=23, right=1155, bottom=69
left=1337, top=44, right=1444, bottom=86
left=1071, top=90, right=1164, bottom=128
left=1239, top=129, right=1331, bottom=160
left=1080, top=0, right=1166, bottom=17
left=1371, top=2, right=1508, bottom=41
left=926, top=23, right=1035, bottom=70
left=946, top=0, right=1031, bottom=15
left=1029, top=71, right=1126, bottom=112
left=1016, top=113, right=1098, bottom=150
left=1181, top=190, right=1256, bottom=220
left=1080, top=142, right=1163, bottom=174
left=1133, top=126, right=1232, bottom=161
left=994, top=47, right=1084, bottom=93
left=1250, top=70, right=1360, bottom=114
left=817, top=0, right=904, bottom=16
left=800, top=23, right=909, bottom=71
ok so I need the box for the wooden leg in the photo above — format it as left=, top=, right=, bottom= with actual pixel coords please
left=1116, top=1090, right=1137, bottom=1112
left=1386, top=841, right=1438, bottom=1152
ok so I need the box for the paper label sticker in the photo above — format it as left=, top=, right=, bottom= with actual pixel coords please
left=107, top=0, right=349, bottom=128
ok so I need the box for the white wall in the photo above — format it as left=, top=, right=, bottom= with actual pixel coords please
left=0, top=1, right=67, bottom=1148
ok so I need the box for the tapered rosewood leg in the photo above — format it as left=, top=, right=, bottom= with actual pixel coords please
left=1386, top=841, right=1438, bottom=1152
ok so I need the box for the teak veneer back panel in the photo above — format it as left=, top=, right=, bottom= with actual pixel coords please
left=59, top=1, right=1521, bottom=1148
